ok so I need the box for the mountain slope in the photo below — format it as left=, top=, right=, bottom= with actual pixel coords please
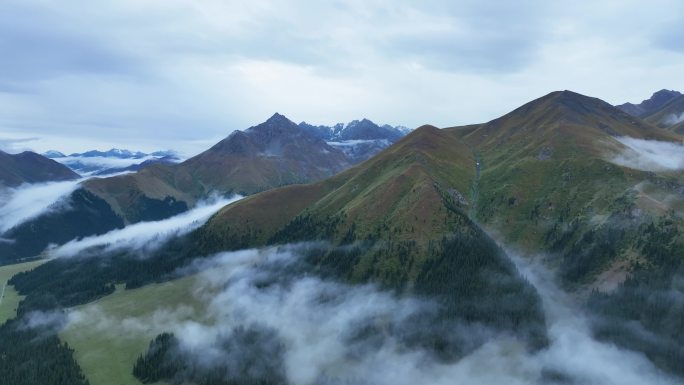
left=452, top=90, right=679, bottom=257
left=5, top=124, right=548, bottom=368
left=616, top=89, right=681, bottom=117
left=0, top=113, right=354, bottom=262
left=643, top=94, right=684, bottom=131
left=192, top=125, right=547, bottom=353
left=83, top=113, right=351, bottom=224
left=0, top=151, right=80, bottom=187
left=197, top=125, right=474, bottom=251
left=447, top=90, right=684, bottom=376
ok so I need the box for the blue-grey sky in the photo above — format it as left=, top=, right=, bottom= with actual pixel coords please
left=1, top=0, right=683, bottom=155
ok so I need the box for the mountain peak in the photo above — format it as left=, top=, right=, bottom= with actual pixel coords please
left=514, top=90, right=606, bottom=119
left=43, top=150, right=66, bottom=158
left=265, top=112, right=293, bottom=125
left=652, top=89, right=681, bottom=98
left=616, top=89, right=682, bottom=118
left=465, top=89, right=677, bottom=150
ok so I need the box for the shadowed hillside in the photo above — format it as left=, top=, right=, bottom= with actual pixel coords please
left=0, top=150, right=80, bottom=187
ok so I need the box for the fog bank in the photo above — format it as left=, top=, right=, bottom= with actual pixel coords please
left=51, top=195, right=242, bottom=258
left=62, top=245, right=682, bottom=385
left=610, top=137, right=684, bottom=171
left=0, top=179, right=82, bottom=233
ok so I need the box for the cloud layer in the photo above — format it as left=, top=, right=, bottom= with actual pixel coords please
left=51, top=195, right=242, bottom=257
left=63, top=245, right=679, bottom=385
left=0, top=179, right=82, bottom=233
left=610, top=137, right=684, bottom=171
left=1, top=1, right=683, bottom=155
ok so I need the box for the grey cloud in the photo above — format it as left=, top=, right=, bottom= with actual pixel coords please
left=1, top=1, right=684, bottom=154
left=0, top=2, right=142, bottom=82
left=379, top=1, right=549, bottom=73
left=0, top=137, right=40, bottom=152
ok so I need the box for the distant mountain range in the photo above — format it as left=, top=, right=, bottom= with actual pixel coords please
left=617, top=89, right=684, bottom=133
left=43, top=148, right=182, bottom=176
left=0, top=150, right=80, bottom=188
left=0, top=113, right=410, bottom=260
left=298, top=119, right=409, bottom=162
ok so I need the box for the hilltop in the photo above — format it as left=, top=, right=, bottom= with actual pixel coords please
left=0, top=150, right=80, bottom=188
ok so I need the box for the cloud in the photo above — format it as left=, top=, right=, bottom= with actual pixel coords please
left=509, top=252, right=679, bottom=385
left=18, top=310, right=68, bottom=333
left=50, top=195, right=242, bottom=257
left=0, top=136, right=39, bottom=153
left=52, top=154, right=172, bottom=175
left=64, top=245, right=680, bottom=385
left=0, top=179, right=83, bottom=233
left=0, top=1, right=683, bottom=155
left=664, top=112, right=684, bottom=126
left=610, top=137, right=684, bottom=171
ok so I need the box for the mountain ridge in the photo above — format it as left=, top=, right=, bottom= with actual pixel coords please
left=616, top=89, right=682, bottom=117
left=0, top=150, right=80, bottom=188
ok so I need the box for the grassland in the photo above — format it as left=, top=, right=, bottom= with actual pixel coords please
left=60, top=275, right=208, bottom=385
left=0, top=259, right=46, bottom=324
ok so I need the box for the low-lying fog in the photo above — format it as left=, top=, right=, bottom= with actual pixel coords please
left=50, top=195, right=242, bottom=258
left=0, top=179, right=83, bottom=234
left=611, top=137, right=684, bottom=172
left=52, top=244, right=680, bottom=385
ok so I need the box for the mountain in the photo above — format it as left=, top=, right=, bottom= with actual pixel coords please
left=6, top=89, right=684, bottom=383
left=191, top=125, right=550, bottom=353
left=642, top=94, right=684, bottom=131
left=298, top=118, right=408, bottom=141
left=19, top=125, right=549, bottom=362
left=0, top=150, right=80, bottom=188
left=42, top=150, right=66, bottom=158
left=616, top=89, right=682, bottom=117
left=450, top=90, right=678, bottom=257
left=299, top=118, right=410, bottom=163
left=44, top=148, right=182, bottom=176
left=449, top=90, right=684, bottom=375
left=0, top=113, right=356, bottom=261
left=83, top=113, right=353, bottom=223
left=616, top=89, right=684, bottom=132
left=70, top=148, right=148, bottom=159
left=199, top=90, right=684, bottom=376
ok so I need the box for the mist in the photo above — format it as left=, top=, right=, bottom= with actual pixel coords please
left=50, top=195, right=242, bottom=258
left=0, top=179, right=83, bottom=233
left=665, top=113, right=684, bottom=126
left=610, top=136, right=684, bottom=171
left=62, top=244, right=681, bottom=385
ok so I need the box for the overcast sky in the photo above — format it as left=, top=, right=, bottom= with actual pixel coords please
left=1, top=0, right=683, bottom=156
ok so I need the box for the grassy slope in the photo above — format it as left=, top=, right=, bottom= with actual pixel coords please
left=60, top=276, right=203, bottom=385
left=200, top=125, right=473, bottom=242
left=196, top=125, right=478, bottom=283
left=447, top=91, right=684, bottom=283
left=0, top=260, right=47, bottom=324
